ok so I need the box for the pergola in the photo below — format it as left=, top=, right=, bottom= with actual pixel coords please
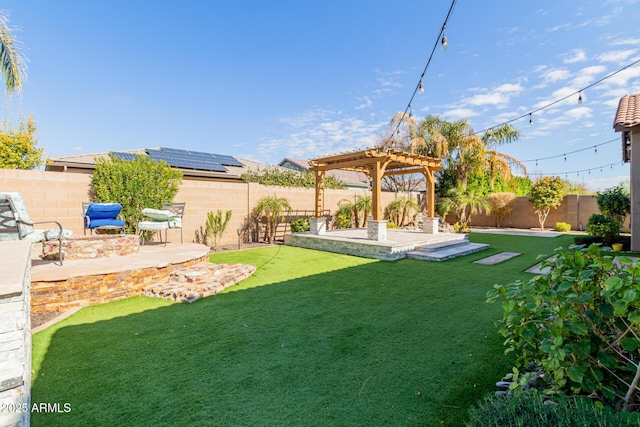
left=309, top=148, right=443, bottom=220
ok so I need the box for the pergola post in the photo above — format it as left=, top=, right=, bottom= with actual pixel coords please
left=370, top=161, right=383, bottom=220
left=310, top=170, right=327, bottom=235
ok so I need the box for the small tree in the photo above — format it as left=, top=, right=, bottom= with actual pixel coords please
left=596, top=185, right=630, bottom=222
left=205, top=210, right=232, bottom=250
left=487, top=192, right=516, bottom=228
left=528, top=176, right=565, bottom=231
left=0, top=116, right=45, bottom=169
left=255, top=195, right=291, bottom=243
left=91, top=154, right=183, bottom=234
left=439, top=187, right=488, bottom=227
left=335, top=200, right=353, bottom=229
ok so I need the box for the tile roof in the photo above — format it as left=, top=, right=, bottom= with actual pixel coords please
left=614, top=94, right=640, bottom=131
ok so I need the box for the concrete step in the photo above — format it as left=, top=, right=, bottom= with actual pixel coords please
left=406, top=242, right=490, bottom=261
left=413, top=238, right=470, bottom=253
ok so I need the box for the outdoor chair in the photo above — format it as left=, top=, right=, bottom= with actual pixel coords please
left=138, top=202, right=185, bottom=245
left=0, top=192, right=72, bottom=264
left=82, top=202, right=125, bottom=235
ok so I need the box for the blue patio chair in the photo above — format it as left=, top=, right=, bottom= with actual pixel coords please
left=0, top=192, right=72, bottom=264
left=82, top=202, right=125, bottom=235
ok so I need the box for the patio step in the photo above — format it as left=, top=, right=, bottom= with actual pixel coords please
left=413, top=237, right=470, bottom=252
left=143, top=262, right=256, bottom=303
left=406, top=241, right=490, bottom=261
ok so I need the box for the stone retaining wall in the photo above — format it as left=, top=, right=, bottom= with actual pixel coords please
left=30, top=255, right=207, bottom=315
left=0, top=240, right=32, bottom=427
left=41, top=234, right=140, bottom=260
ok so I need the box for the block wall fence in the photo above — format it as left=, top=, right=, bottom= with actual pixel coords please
left=0, top=169, right=624, bottom=247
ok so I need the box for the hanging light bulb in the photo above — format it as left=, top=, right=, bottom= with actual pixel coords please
left=441, top=34, right=448, bottom=51
left=578, top=91, right=583, bottom=104
left=419, top=81, right=424, bottom=95
left=563, top=154, right=567, bottom=162
left=529, top=113, right=533, bottom=126
left=594, top=146, right=598, bottom=154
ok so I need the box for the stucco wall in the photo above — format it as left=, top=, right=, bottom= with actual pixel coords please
left=0, top=169, right=398, bottom=247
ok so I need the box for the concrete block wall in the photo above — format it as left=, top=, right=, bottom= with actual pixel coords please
left=0, top=240, right=32, bottom=427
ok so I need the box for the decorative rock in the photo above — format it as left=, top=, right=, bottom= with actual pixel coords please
left=143, top=263, right=257, bottom=303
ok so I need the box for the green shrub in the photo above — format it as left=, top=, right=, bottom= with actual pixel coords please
left=241, top=167, right=345, bottom=189
left=597, top=185, right=630, bottom=221
left=466, top=393, right=639, bottom=427
left=587, top=213, right=621, bottom=246
left=205, top=210, right=232, bottom=250
left=335, top=201, right=353, bottom=229
left=289, top=217, right=310, bottom=232
left=487, top=244, right=640, bottom=411
left=91, top=154, right=182, bottom=234
left=553, top=221, right=571, bottom=232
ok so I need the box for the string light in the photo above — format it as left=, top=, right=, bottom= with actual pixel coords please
left=475, top=57, right=640, bottom=136
left=388, top=0, right=457, bottom=140
left=529, top=113, right=533, bottom=125
left=527, top=161, right=626, bottom=177
left=578, top=91, right=583, bottom=104
left=521, top=138, right=616, bottom=163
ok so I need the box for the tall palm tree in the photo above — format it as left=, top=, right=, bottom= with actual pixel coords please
left=0, top=11, right=27, bottom=95
left=416, top=116, right=524, bottom=190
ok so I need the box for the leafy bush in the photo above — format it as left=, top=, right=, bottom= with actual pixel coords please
left=587, top=213, right=622, bottom=246
left=597, top=185, right=630, bottom=221
left=486, top=192, right=516, bottom=228
left=487, top=244, right=640, bottom=411
left=466, top=393, right=640, bottom=427
left=0, top=116, right=45, bottom=169
left=241, top=167, right=346, bottom=189
left=553, top=222, right=571, bottom=232
left=91, top=154, right=182, bottom=234
left=335, top=201, right=353, bottom=229
left=289, top=217, right=309, bottom=232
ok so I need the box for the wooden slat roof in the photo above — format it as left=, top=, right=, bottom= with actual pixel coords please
left=309, top=148, right=442, bottom=175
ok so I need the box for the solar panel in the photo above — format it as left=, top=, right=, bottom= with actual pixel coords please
left=147, top=149, right=228, bottom=172
left=111, top=152, right=138, bottom=161
left=159, top=147, right=244, bottom=167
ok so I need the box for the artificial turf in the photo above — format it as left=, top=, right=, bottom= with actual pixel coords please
left=31, top=232, right=575, bottom=426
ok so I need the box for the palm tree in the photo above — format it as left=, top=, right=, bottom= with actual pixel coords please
left=354, top=194, right=371, bottom=227
left=0, top=12, right=27, bottom=95
left=255, top=195, right=292, bottom=244
left=440, top=186, right=488, bottom=226
left=385, top=197, right=419, bottom=227
left=415, top=116, right=524, bottom=191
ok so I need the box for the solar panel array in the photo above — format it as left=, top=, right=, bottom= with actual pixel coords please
left=159, top=147, right=244, bottom=167
left=110, top=148, right=245, bottom=173
left=111, top=152, right=138, bottom=161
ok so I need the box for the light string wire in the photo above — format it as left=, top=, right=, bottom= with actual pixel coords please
left=388, top=0, right=457, bottom=141
left=528, top=160, right=626, bottom=178
left=521, top=137, right=617, bottom=163
left=475, top=57, right=640, bottom=136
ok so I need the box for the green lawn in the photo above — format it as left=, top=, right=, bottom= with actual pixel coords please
left=31, top=233, right=575, bottom=426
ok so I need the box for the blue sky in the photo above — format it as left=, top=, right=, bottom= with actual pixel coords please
left=3, top=0, right=640, bottom=190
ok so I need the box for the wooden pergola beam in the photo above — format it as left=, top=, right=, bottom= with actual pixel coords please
left=310, top=149, right=443, bottom=222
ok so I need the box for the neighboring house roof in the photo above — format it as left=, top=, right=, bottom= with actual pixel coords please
left=278, top=157, right=370, bottom=189
left=46, top=147, right=262, bottom=180
left=614, top=94, right=640, bottom=131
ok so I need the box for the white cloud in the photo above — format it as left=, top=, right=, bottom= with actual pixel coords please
left=611, top=37, right=640, bottom=46
left=541, top=68, right=571, bottom=84
left=598, top=49, right=638, bottom=64
left=572, top=65, right=608, bottom=87
left=442, top=108, right=480, bottom=121
left=355, top=96, right=372, bottom=110
left=257, top=109, right=385, bottom=163
left=563, top=49, right=588, bottom=64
